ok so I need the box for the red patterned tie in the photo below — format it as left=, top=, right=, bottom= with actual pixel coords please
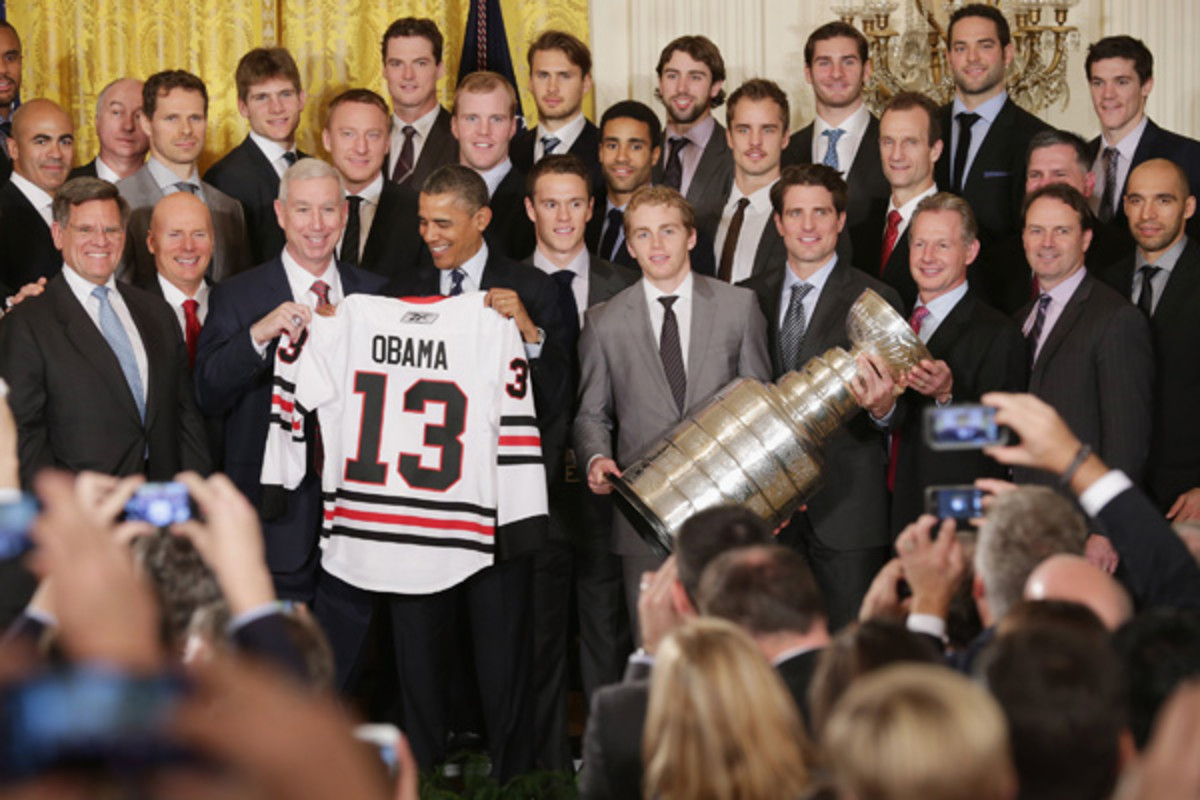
left=182, top=299, right=201, bottom=370
left=880, top=210, right=902, bottom=275
left=307, top=280, right=331, bottom=475
left=887, top=305, right=931, bottom=491
left=311, top=280, right=331, bottom=311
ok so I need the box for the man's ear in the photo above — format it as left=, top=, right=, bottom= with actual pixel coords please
left=670, top=579, right=696, bottom=618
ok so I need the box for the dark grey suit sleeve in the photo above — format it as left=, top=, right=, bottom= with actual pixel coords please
left=573, top=310, right=615, bottom=468
left=1097, top=486, right=1200, bottom=611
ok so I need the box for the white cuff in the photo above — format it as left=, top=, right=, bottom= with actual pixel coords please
left=1078, top=470, right=1133, bottom=518
left=906, top=613, right=947, bottom=641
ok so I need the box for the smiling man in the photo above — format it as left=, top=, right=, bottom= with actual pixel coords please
left=70, top=77, right=148, bottom=182
left=142, top=192, right=214, bottom=367
left=1015, top=182, right=1152, bottom=488
left=575, top=184, right=769, bottom=632
left=381, top=17, right=456, bottom=189
left=118, top=70, right=251, bottom=285
left=206, top=48, right=308, bottom=266
left=588, top=100, right=661, bottom=268
left=0, top=99, right=75, bottom=290
left=512, top=30, right=599, bottom=179
left=0, top=21, right=21, bottom=184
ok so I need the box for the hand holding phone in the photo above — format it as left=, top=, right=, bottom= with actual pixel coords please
left=924, top=404, right=1010, bottom=450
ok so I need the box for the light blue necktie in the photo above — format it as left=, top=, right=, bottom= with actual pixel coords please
left=92, top=286, right=145, bottom=421
left=821, top=128, right=846, bottom=171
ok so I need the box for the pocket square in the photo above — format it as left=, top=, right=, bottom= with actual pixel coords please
left=983, top=170, right=1010, bottom=178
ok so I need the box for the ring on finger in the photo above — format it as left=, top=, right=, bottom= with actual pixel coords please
left=291, top=315, right=303, bottom=327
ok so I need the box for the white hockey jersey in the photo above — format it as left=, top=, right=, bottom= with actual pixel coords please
left=261, top=293, right=547, bottom=594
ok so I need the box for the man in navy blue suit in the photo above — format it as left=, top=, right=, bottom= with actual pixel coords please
left=193, top=158, right=387, bottom=603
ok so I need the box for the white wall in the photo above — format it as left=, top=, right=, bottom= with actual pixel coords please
left=590, top=0, right=1197, bottom=139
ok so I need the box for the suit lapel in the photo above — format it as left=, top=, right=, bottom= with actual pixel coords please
left=686, top=276, right=716, bottom=406
left=799, top=263, right=853, bottom=363
left=1033, top=273, right=1091, bottom=373
left=623, top=283, right=677, bottom=411
left=119, top=285, right=163, bottom=430
left=1153, top=238, right=1200, bottom=326
left=964, top=100, right=1016, bottom=192
left=686, top=123, right=731, bottom=204
left=241, top=136, right=280, bottom=189
left=751, top=221, right=786, bottom=278
left=925, top=292, right=974, bottom=357
left=53, top=279, right=143, bottom=426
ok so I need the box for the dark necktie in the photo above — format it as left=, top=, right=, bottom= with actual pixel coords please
left=599, top=207, right=624, bottom=261
left=953, top=112, right=981, bottom=193
left=821, top=128, right=846, bottom=172
left=392, top=125, right=417, bottom=184
left=1137, top=264, right=1161, bottom=316
left=1098, top=146, right=1119, bottom=223
left=448, top=268, right=466, bottom=296
left=282, top=151, right=298, bottom=167
left=1026, top=293, right=1052, bottom=364
left=182, top=298, right=201, bottom=370
left=340, top=196, right=363, bottom=266
left=173, top=181, right=199, bottom=195
left=662, top=136, right=689, bottom=191
left=542, top=135, right=561, bottom=156
left=718, top=197, right=751, bottom=282
left=880, top=209, right=903, bottom=275
left=551, top=269, right=580, bottom=340
left=658, top=296, right=687, bottom=413
left=779, top=282, right=815, bottom=372
left=0, top=120, right=10, bottom=139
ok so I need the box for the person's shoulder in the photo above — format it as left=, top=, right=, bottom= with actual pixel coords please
left=203, top=136, right=255, bottom=181
left=211, top=258, right=283, bottom=299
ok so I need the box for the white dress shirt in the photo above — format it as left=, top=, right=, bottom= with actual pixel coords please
left=911, top=281, right=969, bottom=342
left=338, top=173, right=384, bottom=261
left=8, top=173, right=53, bottom=227
left=388, top=103, right=442, bottom=178
left=62, top=264, right=148, bottom=405
left=714, top=179, right=777, bottom=283
left=249, top=131, right=298, bottom=178
left=949, top=91, right=1008, bottom=186
left=887, top=183, right=940, bottom=243
left=157, top=273, right=210, bottom=334
left=643, top=271, right=694, bottom=377
left=146, top=156, right=205, bottom=200
left=533, top=112, right=587, bottom=162
left=477, top=158, right=513, bottom=199
left=813, top=102, right=871, bottom=176
left=93, top=157, right=123, bottom=184
left=1091, top=115, right=1149, bottom=219
left=533, top=245, right=589, bottom=328
left=779, top=255, right=838, bottom=331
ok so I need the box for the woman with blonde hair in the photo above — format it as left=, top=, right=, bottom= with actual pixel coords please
left=642, top=617, right=811, bottom=800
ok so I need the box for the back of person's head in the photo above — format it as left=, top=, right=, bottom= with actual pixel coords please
left=279, top=606, right=336, bottom=693
left=674, top=506, right=771, bottom=604
left=980, top=622, right=1127, bottom=800
left=1023, top=554, right=1133, bottom=630
left=808, top=619, right=941, bottom=738
left=697, top=544, right=825, bottom=636
left=643, top=617, right=810, bottom=800
left=1113, top=608, right=1200, bottom=749
left=974, top=487, right=1088, bottom=623
left=824, top=664, right=1016, bottom=800
left=997, top=598, right=1108, bottom=640
left=131, top=531, right=223, bottom=654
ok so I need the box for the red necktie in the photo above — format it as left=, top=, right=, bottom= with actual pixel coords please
left=311, top=279, right=331, bottom=311
left=880, top=210, right=903, bottom=276
left=887, top=305, right=931, bottom=491
left=307, top=280, right=331, bottom=475
left=182, top=299, right=201, bottom=370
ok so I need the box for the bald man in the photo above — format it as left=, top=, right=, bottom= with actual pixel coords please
left=0, top=99, right=74, bottom=294
left=141, top=192, right=214, bottom=368
left=1024, top=554, right=1133, bottom=630
left=71, top=77, right=149, bottom=182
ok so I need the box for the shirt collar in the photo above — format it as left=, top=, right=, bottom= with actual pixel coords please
left=147, top=155, right=201, bottom=192
left=1106, top=115, right=1149, bottom=157
left=1136, top=234, right=1188, bottom=272
left=8, top=172, right=53, bottom=220
left=916, top=280, right=969, bottom=321
left=281, top=247, right=337, bottom=300
left=538, top=112, right=587, bottom=151
left=771, top=643, right=822, bottom=665
left=477, top=158, right=513, bottom=199
left=784, top=253, right=838, bottom=293
left=157, top=272, right=209, bottom=305
left=94, top=157, right=125, bottom=184
left=642, top=269, right=694, bottom=304
left=395, top=103, right=441, bottom=140
left=61, top=262, right=118, bottom=304
left=533, top=245, right=589, bottom=280
left=814, top=102, right=870, bottom=140
left=348, top=172, right=384, bottom=203
left=667, top=114, right=715, bottom=149
left=459, top=240, right=489, bottom=287
left=888, top=183, right=939, bottom=221
left=952, top=90, right=1008, bottom=124
left=249, top=130, right=294, bottom=165
left=1043, top=266, right=1088, bottom=305
left=729, top=177, right=777, bottom=214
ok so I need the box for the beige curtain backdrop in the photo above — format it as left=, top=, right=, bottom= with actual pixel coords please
left=9, top=0, right=591, bottom=170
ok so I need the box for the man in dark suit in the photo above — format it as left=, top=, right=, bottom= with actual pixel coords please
left=69, top=77, right=148, bottom=183
left=935, top=4, right=1052, bottom=247
left=138, top=192, right=213, bottom=366
left=0, top=99, right=74, bottom=292
left=740, top=164, right=902, bottom=630
left=782, top=22, right=889, bottom=245
left=381, top=17, right=457, bottom=190
left=1016, top=183, right=1153, bottom=488
left=651, top=35, right=734, bottom=241
left=973, top=129, right=1133, bottom=315
left=0, top=21, right=21, bottom=186
left=1095, top=159, right=1200, bottom=516
left=887, top=193, right=1026, bottom=532
left=1085, top=36, right=1200, bottom=242
left=451, top=71, right=535, bottom=260
left=194, top=158, right=387, bottom=604
left=588, top=101, right=661, bottom=270
left=579, top=521, right=826, bottom=800
left=849, top=92, right=943, bottom=310
left=522, top=153, right=638, bottom=771
left=511, top=30, right=599, bottom=181
left=0, top=177, right=210, bottom=621
left=711, top=79, right=789, bottom=284
left=205, top=48, right=307, bottom=266
left=322, top=89, right=421, bottom=290
left=117, top=71, right=252, bottom=285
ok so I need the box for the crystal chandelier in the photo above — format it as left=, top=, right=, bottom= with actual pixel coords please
left=830, top=0, right=1082, bottom=114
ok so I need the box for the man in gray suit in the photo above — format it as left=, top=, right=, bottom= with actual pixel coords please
left=1017, top=183, right=1153, bottom=488
left=117, top=70, right=251, bottom=285
left=574, top=184, right=771, bottom=634
left=651, top=35, right=734, bottom=241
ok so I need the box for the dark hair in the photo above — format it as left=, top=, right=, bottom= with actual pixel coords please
left=981, top=624, right=1126, bottom=800
left=1027, top=129, right=1092, bottom=175
left=235, top=47, right=302, bottom=102
left=881, top=91, right=942, bottom=144
left=804, top=21, right=869, bottom=66
left=599, top=100, right=662, bottom=149
left=674, top=506, right=771, bottom=605
left=948, top=3, right=1012, bottom=50
left=526, top=153, right=592, bottom=196
left=698, top=545, right=824, bottom=636
left=526, top=29, right=591, bottom=77
left=771, top=163, right=848, bottom=215
left=1022, top=182, right=1095, bottom=232
left=1085, top=35, right=1153, bottom=84
left=655, top=35, right=727, bottom=108
left=52, top=177, right=130, bottom=227
left=422, top=163, right=490, bottom=214
left=725, top=78, right=790, bottom=131
left=381, top=16, right=444, bottom=64
left=131, top=531, right=223, bottom=654
left=143, top=70, right=208, bottom=119
left=324, top=88, right=391, bottom=130
left=1114, top=609, right=1200, bottom=749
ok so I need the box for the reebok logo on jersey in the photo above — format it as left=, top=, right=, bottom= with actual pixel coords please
left=401, top=311, right=440, bottom=324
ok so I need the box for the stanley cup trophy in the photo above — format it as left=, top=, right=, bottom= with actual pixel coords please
left=609, top=288, right=931, bottom=557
